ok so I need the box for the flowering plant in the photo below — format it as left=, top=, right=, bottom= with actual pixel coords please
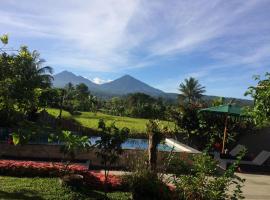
left=0, top=160, right=122, bottom=190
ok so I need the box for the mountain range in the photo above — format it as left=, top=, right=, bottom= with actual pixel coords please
left=53, top=71, right=166, bottom=97
left=53, top=71, right=253, bottom=105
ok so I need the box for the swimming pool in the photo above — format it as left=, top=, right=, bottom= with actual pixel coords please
left=89, top=137, right=178, bottom=152
left=29, top=136, right=179, bottom=152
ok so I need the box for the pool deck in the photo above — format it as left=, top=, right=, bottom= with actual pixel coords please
left=165, top=138, right=201, bottom=153
left=236, top=173, right=270, bottom=200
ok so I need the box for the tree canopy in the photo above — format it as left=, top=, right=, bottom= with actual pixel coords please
left=245, top=72, right=270, bottom=126
left=179, top=77, right=206, bottom=104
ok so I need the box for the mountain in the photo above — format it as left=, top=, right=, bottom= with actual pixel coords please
left=53, top=71, right=100, bottom=92
left=100, top=75, right=165, bottom=96
left=53, top=71, right=165, bottom=97
left=52, top=71, right=253, bottom=105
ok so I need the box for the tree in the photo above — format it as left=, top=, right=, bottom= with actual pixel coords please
left=245, top=72, right=270, bottom=126
left=63, top=82, right=76, bottom=112
left=0, top=34, right=8, bottom=46
left=147, top=120, right=165, bottom=171
left=212, top=97, right=225, bottom=106
left=95, top=119, right=129, bottom=196
left=76, top=83, right=89, bottom=99
left=39, top=88, right=61, bottom=109
left=88, top=94, right=98, bottom=113
left=179, top=77, right=206, bottom=104
left=12, top=47, right=53, bottom=115
left=58, top=88, right=66, bottom=120
left=75, top=83, right=91, bottom=111
left=0, top=34, right=53, bottom=124
left=48, top=131, right=91, bottom=173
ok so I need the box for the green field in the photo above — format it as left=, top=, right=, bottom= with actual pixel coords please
left=0, top=176, right=129, bottom=200
left=46, top=108, right=174, bottom=137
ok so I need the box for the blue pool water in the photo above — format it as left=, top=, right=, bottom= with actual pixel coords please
left=29, top=136, right=177, bottom=152
left=90, top=137, right=176, bottom=152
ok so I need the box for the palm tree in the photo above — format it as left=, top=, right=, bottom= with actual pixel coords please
left=89, top=94, right=98, bottom=114
left=179, top=77, right=206, bottom=104
left=32, top=50, right=53, bottom=88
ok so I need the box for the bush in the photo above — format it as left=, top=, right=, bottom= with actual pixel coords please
left=172, top=153, right=245, bottom=200
left=124, top=169, right=172, bottom=200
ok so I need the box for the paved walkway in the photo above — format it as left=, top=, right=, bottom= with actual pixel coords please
left=236, top=173, right=270, bottom=200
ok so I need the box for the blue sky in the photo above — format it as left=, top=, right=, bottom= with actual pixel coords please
left=1, top=0, right=270, bottom=98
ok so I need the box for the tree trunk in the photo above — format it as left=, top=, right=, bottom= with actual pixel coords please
left=148, top=133, right=158, bottom=171
left=59, top=95, right=64, bottom=120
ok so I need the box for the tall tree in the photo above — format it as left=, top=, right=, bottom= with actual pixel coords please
left=0, top=35, right=53, bottom=123
left=179, top=77, right=206, bottom=104
left=245, top=72, right=270, bottom=126
left=12, top=46, right=53, bottom=114
left=147, top=120, right=164, bottom=171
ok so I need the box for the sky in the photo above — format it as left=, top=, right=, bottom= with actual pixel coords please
left=0, top=0, right=270, bottom=98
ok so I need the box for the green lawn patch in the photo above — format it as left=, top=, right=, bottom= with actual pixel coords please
left=46, top=108, right=175, bottom=137
left=0, top=176, right=130, bottom=200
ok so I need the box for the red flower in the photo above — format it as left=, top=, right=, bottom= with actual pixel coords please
left=0, top=160, right=122, bottom=189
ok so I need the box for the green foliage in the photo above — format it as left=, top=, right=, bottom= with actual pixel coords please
left=171, top=104, right=252, bottom=150
left=104, top=93, right=167, bottom=120
left=38, top=88, right=62, bottom=108
left=53, top=82, right=98, bottom=114
left=0, top=37, right=53, bottom=125
left=146, top=120, right=167, bottom=170
left=12, top=129, right=32, bottom=145
left=95, top=119, right=129, bottom=167
left=0, top=34, right=8, bottom=45
left=95, top=119, right=129, bottom=194
left=49, top=130, right=91, bottom=160
left=172, top=152, right=245, bottom=200
left=179, top=77, right=206, bottom=104
left=245, top=72, right=270, bottom=126
left=212, top=97, right=225, bottom=106
left=124, top=169, right=172, bottom=200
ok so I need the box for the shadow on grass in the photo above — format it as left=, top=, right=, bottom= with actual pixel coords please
left=0, top=189, right=44, bottom=200
left=69, top=186, right=110, bottom=200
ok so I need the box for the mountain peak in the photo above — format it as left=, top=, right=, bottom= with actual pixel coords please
left=121, top=74, right=133, bottom=78
left=53, top=71, right=165, bottom=97
left=54, top=70, right=76, bottom=77
left=59, top=70, right=73, bottom=74
left=100, top=74, right=164, bottom=96
left=53, top=70, right=99, bottom=90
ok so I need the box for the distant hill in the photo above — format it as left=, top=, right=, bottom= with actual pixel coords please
left=163, top=93, right=253, bottom=106
left=52, top=71, right=253, bottom=105
left=53, top=71, right=165, bottom=97
left=53, top=71, right=100, bottom=92
left=100, top=75, right=165, bottom=96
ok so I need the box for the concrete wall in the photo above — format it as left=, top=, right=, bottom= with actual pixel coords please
left=0, top=143, right=193, bottom=169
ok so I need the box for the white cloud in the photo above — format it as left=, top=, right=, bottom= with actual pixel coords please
left=0, top=0, right=269, bottom=74
left=91, top=77, right=112, bottom=85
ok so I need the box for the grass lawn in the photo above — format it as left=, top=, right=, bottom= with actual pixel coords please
left=46, top=108, right=175, bottom=136
left=0, top=176, right=130, bottom=200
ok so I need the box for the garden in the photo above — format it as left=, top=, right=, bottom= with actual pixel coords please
left=0, top=33, right=270, bottom=200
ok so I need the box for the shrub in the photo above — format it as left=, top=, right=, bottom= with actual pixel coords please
left=95, top=119, right=129, bottom=195
left=172, top=152, right=245, bottom=200
left=124, top=169, right=172, bottom=200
